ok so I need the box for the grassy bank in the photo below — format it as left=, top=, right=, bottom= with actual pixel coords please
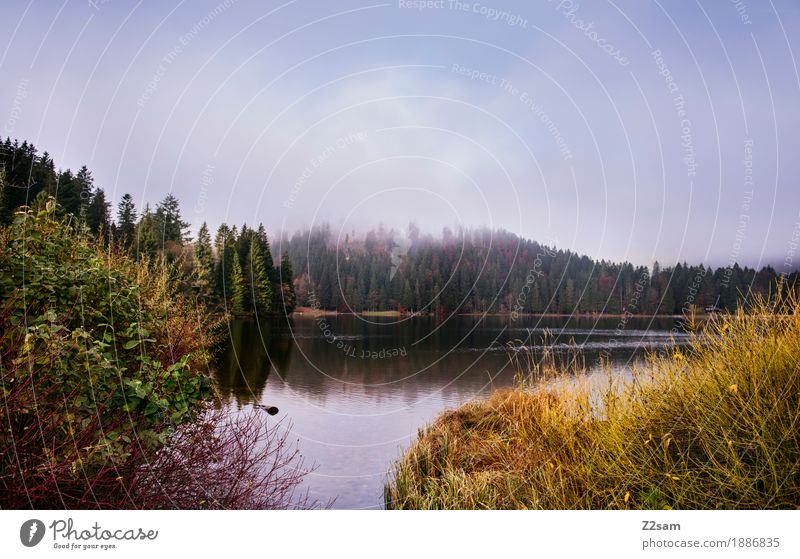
left=385, top=293, right=800, bottom=509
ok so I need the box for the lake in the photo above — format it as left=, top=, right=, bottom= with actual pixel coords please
left=215, top=314, right=689, bottom=509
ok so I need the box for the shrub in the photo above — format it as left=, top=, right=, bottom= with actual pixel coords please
left=0, top=200, right=312, bottom=508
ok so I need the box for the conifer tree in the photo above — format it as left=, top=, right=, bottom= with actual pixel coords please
left=256, top=224, right=275, bottom=281
left=156, top=193, right=189, bottom=245
left=214, top=224, right=233, bottom=299
left=247, top=238, right=272, bottom=316
left=193, top=222, right=214, bottom=303
left=56, top=169, right=82, bottom=216
left=117, top=193, right=137, bottom=248
left=229, top=254, right=245, bottom=314
left=86, top=188, right=110, bottom=237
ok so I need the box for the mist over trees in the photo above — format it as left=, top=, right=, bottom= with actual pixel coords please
left=286, top=224, right=797, bottom=315
left=2, top=137, right=795, bottom=318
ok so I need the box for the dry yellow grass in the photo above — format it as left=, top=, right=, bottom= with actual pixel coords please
left=385, top=292, right=800, bottom=509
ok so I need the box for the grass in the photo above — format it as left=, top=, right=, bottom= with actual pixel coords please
left=385, top=291, right=800, bottom=509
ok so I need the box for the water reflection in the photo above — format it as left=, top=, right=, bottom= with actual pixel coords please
left=215, top=314, right=688, bottom=508
left=215, top=319, right=294, bottom=406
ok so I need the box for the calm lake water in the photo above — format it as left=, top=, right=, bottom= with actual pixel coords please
left=215, top=314, right=688, bottom=509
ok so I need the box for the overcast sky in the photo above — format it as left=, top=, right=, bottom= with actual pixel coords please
left=2, top=0, right=799, bottom=268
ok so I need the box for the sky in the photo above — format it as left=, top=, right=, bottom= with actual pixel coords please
left=1, top=0, right=800, bottom=269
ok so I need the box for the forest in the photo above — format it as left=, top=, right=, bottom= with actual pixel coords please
left=286, top=222, right=796, bottom=316
left=0, top=138, right=296, bottom=318
left=2, top=136, right=796, bottom=318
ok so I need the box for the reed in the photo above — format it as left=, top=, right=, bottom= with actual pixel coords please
left=385, top=291, right=800, bottom=509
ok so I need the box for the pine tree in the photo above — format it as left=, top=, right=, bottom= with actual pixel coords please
left=256, top=224, right=275, bottom=281
left=214, top=224, right=233, bottom=299
left=34, top=152, right=56, bottom=198
left=193, top=222, right=214, bottom=302
left=156, top=193, right=189, bottom=245
left=86, top=188, right=110, bottom=237
left=117, top=193, right=137, bottom=248
left=55, top=169, right=82, bottom=217
left=247, top=238, right=272, bottom=316
left=0, top=140, right=33, bottom=219
left=236, top=224, right=251, bottom=266
left=229, top=254, right=245, bottom=314
left=59, top=165, right=93, bottom=222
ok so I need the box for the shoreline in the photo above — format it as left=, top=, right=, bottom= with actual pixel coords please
left=384, top=296, right=800, bottom=510
left=292, top=307, right=697, bottom=319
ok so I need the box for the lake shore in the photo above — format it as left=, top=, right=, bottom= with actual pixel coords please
left=385, top=295, right=800, bottom=510
left=293, top=306, right=696, bottom=319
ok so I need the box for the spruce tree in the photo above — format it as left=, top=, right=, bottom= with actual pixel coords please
left=86, top=188, right=110, bottom=237
left=116, top=194, right=137, bottom=248
left=256, top=224, right=275, bottom=281
left=55, top=169, right=82, bottom=216
left=229, top=254, right=245, bottom=314
left=247, top=238, right=272, bottom=316
left=156, top=193, right=189, bottom=245
left=71, top=166, right=94, bottom=222
left=194, top=222, right=214, bottom=303
left=214, top=224, right=232, bottom=299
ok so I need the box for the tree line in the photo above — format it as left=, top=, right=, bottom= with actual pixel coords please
left=286, top=224, right=798, bottom=315
left=3, top=136, right=796, bottom=317
left=0, top=138, right=295, bottom=317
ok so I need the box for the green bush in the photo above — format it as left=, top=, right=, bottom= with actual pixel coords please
left=0, top=199, right=214, bottom=506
